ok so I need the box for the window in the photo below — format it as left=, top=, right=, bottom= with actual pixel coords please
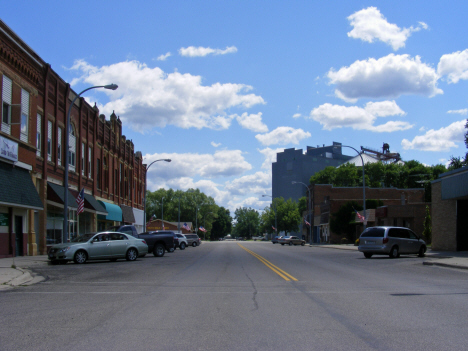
left=2, top=75, right=12, bottom=134
left=47, top=121, right=52, bottom=161
left=57, top=127, right=62, bottom=166
left=115, top=169, right=119, bottom=196
left=36, top=114, right=42, bottom=157
left=81, top=143, right=85, bottom=176
left=20, top=89, right=29, bottom=142
left=69, top=126, right=76, bottom=171
left=88, top=146, right=92, bottom=178
left=97, top=158, right=101, bottom=190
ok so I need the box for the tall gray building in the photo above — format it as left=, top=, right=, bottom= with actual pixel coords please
left=272, top=141, right=353, bottom=202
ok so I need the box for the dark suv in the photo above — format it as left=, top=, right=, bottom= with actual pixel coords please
left=185, top=234, right=201, bottom=247
left=107, top=225, right=139, bottom=238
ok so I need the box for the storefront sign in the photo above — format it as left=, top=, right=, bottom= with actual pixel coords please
left=0, top=213, right=9, bottom=226
left=0, top=136, right=18, bottom=162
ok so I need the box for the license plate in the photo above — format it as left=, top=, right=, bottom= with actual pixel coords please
left=366, top=241, right=375, bottom=244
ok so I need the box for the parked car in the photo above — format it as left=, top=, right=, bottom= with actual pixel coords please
left=138, top=231, right=176, bottom=257
left=279, top=236, right=306, bottom=246
left=252, top=236, right=264, bottom=241
left=48, top=232, right=148, bottom=264
left=185, top=234, right=201, bottom=247
left=358, top=226, right=427, bottom=259
left=107, top=225, right=139, bottom=237
left=174, top=233, right=188, bottom=250
left=272, top=236, right=283, bottom=244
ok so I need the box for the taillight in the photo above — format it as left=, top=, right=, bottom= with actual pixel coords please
left=142, top=240, right=147, bottom=245
left=383, top=237, right=389, bottom=244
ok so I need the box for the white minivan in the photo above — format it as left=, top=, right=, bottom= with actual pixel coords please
left=358, top=226, right=426, bottom=259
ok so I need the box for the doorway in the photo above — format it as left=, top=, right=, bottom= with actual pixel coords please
left=457, top=200, right=468, bottom=251
left=15, top=215, right=23, bottom=256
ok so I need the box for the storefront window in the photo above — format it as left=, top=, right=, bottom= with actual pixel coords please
left=46, top=212, right=63, bottom=245
left=79, top=212, right=92, bottom=235
left=69, top=210, right=78, bottom=241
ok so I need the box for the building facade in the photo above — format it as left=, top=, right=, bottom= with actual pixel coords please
left=431, top=166, right=468, bottom=251
left=0, top=20, right=146, bottom=257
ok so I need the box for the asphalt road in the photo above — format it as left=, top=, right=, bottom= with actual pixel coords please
left=1, top=241, right=468, bottom=351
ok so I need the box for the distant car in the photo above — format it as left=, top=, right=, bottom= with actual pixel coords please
left=252, top=236, right=264, bottom=241
left=48, top=232, right=148, bottom=264
left=272, top=236, right=283, bottom=244
left=279, top=236, right=306, bottom=246
left=174, top=233, right=188, bottom=250
left=185, top=234, right=201, bottom=247
left=358, top=226, right=426, bottom=259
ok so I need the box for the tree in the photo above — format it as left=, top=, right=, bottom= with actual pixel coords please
left=234, top=207, right=260, bottom=238
left=211, top=207, right=232, bottom=240
left=310, top=166, right=336, bottom=184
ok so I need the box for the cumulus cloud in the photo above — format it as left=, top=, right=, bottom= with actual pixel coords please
left=211, top=141, right=221, bottom=147
left=258, top=147, right=284, bottom=170
left=70, top=60, right=264, bottom=132
left=347, top=7, right=428, bottom=51
left=255, top=127, right=311, bottom=146
left=438, top=49, right=468, bottom=83
left=327, top=54, right=442, bottom=101
left=179, top=46, right=238, bottom=57
left=292, top=113, right=302, bottom=118
left=156, top=52, right=171, bottom=61
left=224, top=171, right=271, bottom=196
left=235, top=112, right=269, bottom=132
left=447, top=109, right=468, bottom=115
left=310, top=101, right=412, bottom=132
left=401, top=120, right=466, bottom=151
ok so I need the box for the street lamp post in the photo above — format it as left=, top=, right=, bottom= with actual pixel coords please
left=143, top=159, right=171, bottom=231
left=161, top=197, right=165, bottom=224
left=262, top=195, right=277, bottom=240
left=63, top=84, right=118, bottom=243
left=338, top=145, right=367, bottom=230
left=292, top=181, right=312, bottom=244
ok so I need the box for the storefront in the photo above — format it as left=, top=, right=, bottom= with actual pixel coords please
left=97, top=200, right=122, bottom=231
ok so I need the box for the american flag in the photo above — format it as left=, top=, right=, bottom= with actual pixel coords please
left=272, top=226, right=277, bottom=231
left=199, top=226, right=207, bottom=232
left=354, top=207, right=366, bottom=222
left=76, top=188, right=85, bottom=215
left=183, top=223, right=191, bottom=231
left=304, top=218, right=311, bottom=226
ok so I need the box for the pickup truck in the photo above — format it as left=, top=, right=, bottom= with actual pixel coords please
left=137, top=231, right=176, bottom=257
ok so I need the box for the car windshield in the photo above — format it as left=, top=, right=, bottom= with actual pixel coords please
left=360, top=228, right=385, bottom=238
left=71, top=233, right=96, bottom=242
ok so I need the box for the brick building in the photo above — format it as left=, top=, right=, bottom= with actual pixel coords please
left=302, top=184, right=427, bottom=244
left=431, top=166, right=468, bottom=251
left=0, top=19, right=146, bottom=257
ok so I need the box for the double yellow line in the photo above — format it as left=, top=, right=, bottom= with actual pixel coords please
left=238, top=243, right=298, bottom=281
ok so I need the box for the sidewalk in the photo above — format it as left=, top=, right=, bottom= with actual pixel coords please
left=311, top=244, right=468, bottom=270
left=0, top=255, right=48, bottom=291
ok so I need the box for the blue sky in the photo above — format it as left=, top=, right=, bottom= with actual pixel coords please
left=3, top=1, right=468, bottom=213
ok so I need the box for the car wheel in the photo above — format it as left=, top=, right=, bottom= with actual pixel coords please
left=180, top=242, right=186, bottom=250
left=418, top=245, right=426, bottom=257
left=289, top=241, right=293, bottom=246
left=364, top=253, right=373, bottom=259
left=153, top=244, right=165, bottom=257
left=281, top=243, right=284, bottom=246
left=389, top=246, right=400, bottom=258
left=192, top=242, right=197, bottom=247
left=168, top=248, right=175, bottom=253
left=126, top=248, right=138, bottom=261
left=301, top=242, right=305, bottom=246
left=73, top=250, right=87, bottom=264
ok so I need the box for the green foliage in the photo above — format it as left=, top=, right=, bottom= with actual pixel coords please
left=211, top=207, right=232, bottom=241
left=365, top=199, right=384, bottom=209
left=310, top=166, right=336, bottom=184
left=422, top=205, right=432, bottom=244
left=298, top=196, right=308, bottom=215
left=260, top=197, right=301, bottom=235
left=234, top=207, right=260, bottom=238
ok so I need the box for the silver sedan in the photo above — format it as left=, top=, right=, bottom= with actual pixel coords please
left=48, top=232, right=148, bottom=264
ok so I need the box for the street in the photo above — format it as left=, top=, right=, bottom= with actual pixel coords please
left=1, top=241, right=468, bottom=351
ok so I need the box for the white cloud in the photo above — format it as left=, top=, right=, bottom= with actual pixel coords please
left=347, top=7, right=427, bottom=51
left=211, top=141, right=221, bottom=147
left=401, top=120, right=466, bottom=151
left=258, top=147, right=284, bottom=170
left=292, top=113, right=302, bottom=118
left=179, top=46, right=238, bottom=57
left=327, top=54, right=442, bottom=101
left=310, top=101, right=412, bottom=132
left=156, top=52, right=171, bottom=61
left=447, top=109, right=468, bottom=115
left=70, top=60, right=264, bottom=132
left=235, top=112, right=268, bottom=132
left=438, top=49, right=468, bottom=83
left=224, top=171, right=271, bottom=196
left=255, top=127, right=311, bottom=146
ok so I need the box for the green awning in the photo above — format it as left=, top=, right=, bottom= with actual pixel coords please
left=97, top=201, right=122, bottom=222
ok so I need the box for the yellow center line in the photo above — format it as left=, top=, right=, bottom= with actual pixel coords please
left=238, top=243, right=298, bottom=281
